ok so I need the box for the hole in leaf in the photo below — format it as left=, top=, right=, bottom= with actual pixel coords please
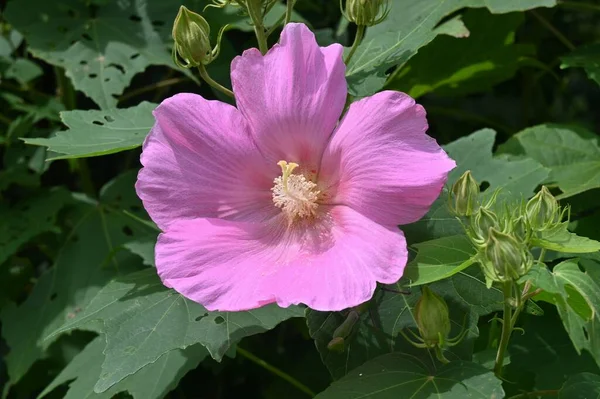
left=130, top=53, right=140, bottom=60
left=50, top=293, right=58, bottom=301
left=89, top=73, right=98, bottom=78
left=214, top=316, right=225, bottom=324
left=151, top=20, right=165, bottom=27
left=195, top=313, right=208, bottom=321
left=92, top=120, right=104, bottom=126
left=104, top=115, right=115, bottom=122
left=479, top=181, right=490, bottom=192
left=80, top=60, right=88, bottom=65
left=108, top=63, right=125, bottom=74
left=385, top=66, right=396, bottom=75
left=104, top=78, right=110, bottom=82
left=122, top=226, right=134, bottom=236
left=81, top=33, right=92, bottom=41
left=129, top=15, right=142, bottom=22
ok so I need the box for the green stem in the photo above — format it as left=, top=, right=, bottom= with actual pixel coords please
left=506, top=389, right=559, bottom=399
left=197, top=65, right=234, bottom=98
left=236, top=347, right=316, bottom=397
left=118, top=76, right=188, bottom=104
left=530, top=10, right=576, bottom=51
left=285, top=0, right=295, bottom=25
left=247, top=2, right=269, bottom=54
left=344, top=24, right=365, bottom=65
left=494, top=282, right=514, bottom=377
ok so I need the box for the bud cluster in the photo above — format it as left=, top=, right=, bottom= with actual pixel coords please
left=448, top=171, right=566, bottom=286
left=341, top=0, right=391, bottom=27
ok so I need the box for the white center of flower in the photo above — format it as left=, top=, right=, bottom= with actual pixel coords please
left=272, top=161, right=320, bottom=220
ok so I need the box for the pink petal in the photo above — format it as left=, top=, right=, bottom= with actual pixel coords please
left=156, top=206, right=407, bottom=312
left=230, top=23, right=346, bottom=171
left=136, top=93, right=276, bottom=230
left=319, top=91, right=456, bottom=227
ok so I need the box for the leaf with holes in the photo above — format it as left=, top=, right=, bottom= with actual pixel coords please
left=345, top=0, right=556, bottom=97
left=39, top=336, right=208, bottom=399
left=403, top=235, right=476, bottom=286
left=387, top=9, right=533, bottom=98
left=559, top=373, right=600, bottom=398
left=315, top=353, right=503, bottom=399
left=500, top=124, right=600, bottom=198
left=0, top=188, right=72, bottom=266
left=23, top=102, right=156, bottom=159
left=49, top=268, right=304, bottom=393
left=0, top=173, right=156, bottom=386
left=403, top=128, right=549, bottom=243
left=4, top=0, right=175, bottom=108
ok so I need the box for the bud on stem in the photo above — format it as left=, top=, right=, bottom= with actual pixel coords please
left=449, top=171, right=479, bottom=216
left=525, top=186, right=561, bottom=231
left=341, top=0, right=391, bottom=27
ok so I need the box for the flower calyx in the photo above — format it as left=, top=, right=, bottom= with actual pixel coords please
left=341, top=0, right=390, bottom=27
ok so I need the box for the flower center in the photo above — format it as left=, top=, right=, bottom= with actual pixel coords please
left=272, top=161, right=320, bottom=221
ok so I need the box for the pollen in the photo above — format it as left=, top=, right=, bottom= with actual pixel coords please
left=272, top=161, right=320, bottom=221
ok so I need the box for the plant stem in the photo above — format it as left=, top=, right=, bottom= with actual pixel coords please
left=344, top=24, right=365, bottom=65
left=494, top=282, right=514, bottom=377
left=285, top=0, right=295, bottom=25
left=118, top=77, right=188, bottom=103
left=236, top=347, right=316, bottom=397
left=197, top=65, right=234, bottom=98
left=506, top=389, right=559, bottom=399
left=247, top=2, right=269, bottom=54
left=530, top=10, right=576, bottom=51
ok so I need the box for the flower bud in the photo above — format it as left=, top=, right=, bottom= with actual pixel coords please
left=525, top=186, right=560, bottom=231
left=470, top=206, right=498, bottom=244
left=342, top=0, right=390, bottom=27
left=172, top=6, right=217, bottom=68
left=482, top=228, right=533, bottom=283
left=415, top=286, right=451, bottom=347
left=449, top=171, right=479, bottom=216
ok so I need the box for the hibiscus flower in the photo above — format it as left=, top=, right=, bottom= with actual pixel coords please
left=136, top=23, right=455, bottom=312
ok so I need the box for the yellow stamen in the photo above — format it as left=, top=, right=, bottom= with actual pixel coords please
left=272, top=161, right=320, bottom=221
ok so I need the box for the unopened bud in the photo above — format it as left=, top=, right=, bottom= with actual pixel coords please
left=511, top=215, right=530, bottom=243
left=172, top=6, right=219, bottom=68
left=525, top=186, right=560, bottom=231
left=449, top=171, right=479, bottom=216
left=415, top=286, right=451, bottom=347
left=482, top=228, right=533, bottom=283
left=342, top=0, right=390, bottom=27
left=470, top=206, right=498, bottom=244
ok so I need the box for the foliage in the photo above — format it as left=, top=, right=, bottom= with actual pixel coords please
left=2, top=0, right=600, bottom=398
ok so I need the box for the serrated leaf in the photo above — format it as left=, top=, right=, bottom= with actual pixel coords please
left=315, top=354, right=503, bottom=399
left=39, top=336, right=207, bottom=399
left=345, top=0, right=556, bottom=97
left=532, top=223, right=600, bottom=253
left=403, top=235, right=475, bottom=286
left=4, top=0, right=179, bottom=108
left=0, top=173, right=155, bottom=385
left=502, top=124, right=600, bottom=198
left=387, top=9, right=533, bottom=98
left=0, top=188, right=72, bottom=265
left=559, top=373, right=600, bottom=398
left=403, top=128, right=549, bottom=243
left=23, top=102, right=156, bottom=159
left=49, top=268, right=303, bottom=392
left=561, top=43, right=600, bottom=86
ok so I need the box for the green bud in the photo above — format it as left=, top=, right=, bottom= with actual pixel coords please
left=172, top=6, right=218, bottom=68
left=449, top=171, right=479, bottom=216
left=415, top=286, right=451, bottom=347
left=511, top=215, right=531, bottom=243
left=525, top=186, right=560, bottom=231
left=482, top=228, right=533, bottom=283
left=470, top=206, right=499, bottom=244
left=342, top=0, right=390, bottom=27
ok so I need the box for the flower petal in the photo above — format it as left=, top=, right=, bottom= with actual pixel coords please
left=136, top=93, right=276, bottom=230
left=156, top=206, right=407, bottom=312
left=319, top=91, right=456, bottom=227
left=230, top=23, right=346, bottom=170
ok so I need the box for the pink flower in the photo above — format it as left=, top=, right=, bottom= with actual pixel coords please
left=136, top=23, right=455, bottom=312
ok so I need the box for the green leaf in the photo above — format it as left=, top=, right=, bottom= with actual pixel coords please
left=0, top=188, right=72, bottom=265
left=23, top=102, right=156, bottom=159
left=532, top=223, right=600, bottom=253
left=0, top=173, right=155, bottom=385
left=39, top=336, right=207, bottom=399
left=559, top=373, right=600, bottom=398
left=502, top=124, right=600, bottom=198
left=123, top=237, right=156, bottom=267
left=387, top=9, right=533, bottom=98
left=2, top=58, right=43, bottom=85
left=49, top=268, right=303, bottom=392
left=561, top=43, right=600, bottom=86
left=4, top=0, right=176, bottom=108
left=403, top=235, right=475, bottom=286
left=315, top=354, right=503, bottom=399
left=403, top=128, right=549, bottom=243
left=345, top=0, right=556, bottom=97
